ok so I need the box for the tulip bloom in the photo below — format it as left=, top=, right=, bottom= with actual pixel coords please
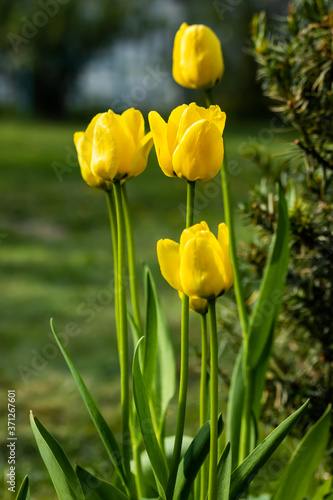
left=173, top=23, right=224, bottom=90
left=74, top=108, right=153, bottom=185
left=149, top=103, right=226, bottom=182
left=157, top=221, right=234, bottom=300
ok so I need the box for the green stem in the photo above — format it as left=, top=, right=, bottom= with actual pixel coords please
left=200, top=313, right=208, bottom=500
left=113, top=181, right=135, bottom=499
left=221, top=152, right=249, bottom=337
left=208, top=299, right=218, bottom=500
left=166, top=180, right=195, bottom=500
left=121, top=184, right=143, bottom=335
left=133, top=443, right=145, bottom=499
left=186, top=180, right=195, bottom=227
left=105, top=190, right=119, bottom=333
left=239, top=368, right=255, bottom=464
left=204, top=88, right=214, bottom=107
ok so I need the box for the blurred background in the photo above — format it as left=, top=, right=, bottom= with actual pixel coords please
left=1, top=0, right=294, bottom=498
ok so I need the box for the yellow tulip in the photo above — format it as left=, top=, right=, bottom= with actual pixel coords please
left=74, top=108, right=153, bottom=185
left=157, top=221, right=234, bottom=300
left=148, top=102, right=226, bottom=182
left=173, top=23, right=224, bottom=90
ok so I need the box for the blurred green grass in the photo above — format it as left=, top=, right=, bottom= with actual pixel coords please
left=0, top=116, right=296, bottom=498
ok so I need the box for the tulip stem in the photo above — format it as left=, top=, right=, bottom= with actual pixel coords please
left=166, top=180, right=195, bottom=500
left=239, top=367, right=255, bottom=463
left=208, top=298, right=218, bottom=500
left=113, top=181, right=135, bottom=499
left=204, top=88, right=214, bottom=107
left=186, top=180, right=196, bottom=227
left=105, top=190, right=119, bottom=336
left=221, top=151, right=249, bottom=336
left=200, top=312, right=208, bottom=500
left=121, top=183, right=143, bottom=335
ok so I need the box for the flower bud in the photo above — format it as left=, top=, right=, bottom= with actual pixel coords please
left=173, top=23, right=224, bottom=89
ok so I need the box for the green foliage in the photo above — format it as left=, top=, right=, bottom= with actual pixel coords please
left=244, top=0, right=333, bottom=434
left=15, top=476, right=30, bottom=500
left=273, top=405, right=331, bottom=500
left=30, top=412, right=85, bottom=500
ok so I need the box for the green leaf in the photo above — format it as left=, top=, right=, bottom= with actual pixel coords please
left=217, top=442, right=232, bottom=500
left=246, top=185, right=289, bottom=369
left=50, top=319, right=128, bottom=492
left=230, top=400, right=309, bottom=500
left=226, top=345, right=245, bottom=469
left=30, top=412, right=84, bottom=500
left=273, top=405, right=331, bottom=500
left=312, top=477, right=333, bottom=500
left=173, top=415, right=224, bottom=500
left=132, top=337, right=169, bottom=499
left=15, top=476, right=30, bottom=500
left=143, top=264, right=176, bottom=438
left=75, top=464, right=128, bottom=500
left=143, top=265, right=158, bottom=397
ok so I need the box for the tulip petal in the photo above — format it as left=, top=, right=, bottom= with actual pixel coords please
left=157, top=239, right=182, bottom=292
left=180, top=222, right=210, bottom=254
left=194, top=104, right=226, bottom=135
left=180, top=236, right=226, bottom=299
left=106, top=110, right=135, bottom=180
left=172, top=23, right=189, bottom=87
left=167, top=104, right=187, bottom=155
left=174, top=104, right=202, bottom=150
left=130, top=132, right=153, bottom=179
left=121, top=108, right=145, bottom=147
left=149, top=111, right=175, bottom=177
left=173, top=120, right=224, bottom=181
left=218, top=223, right=234, bottom=291
left=91, top=113, right=120, bottom=181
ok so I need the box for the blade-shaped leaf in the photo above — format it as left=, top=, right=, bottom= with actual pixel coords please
left=226, top=345, right=245, bottom=469
left=217, top=442, right=232, bottom=500
left=50, top=319, right=128, bottom=492
left=144, top=264, right=176, bottom=438
left=30, top=412, right=84, bottom=500
left=230, top=400, right=309, bottom=500
left=173, top=415, right=224, bottom=500
left=15, top=476, right=30, bottom=500
left=246, top=185, right=289, bottom=369
left=273, top=405, right=331, bottom=500
left=145, top=266, right=176, bottom=436
left=133, top=337, right=168, bottom=499
left=75, top=464, right=128, bottom=500
left=143, top=265, right=158, bottom=397
left=312, top=477, right=333, bottom=500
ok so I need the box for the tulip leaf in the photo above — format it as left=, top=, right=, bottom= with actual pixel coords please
left=50, top=319, right=128, bottom=491
left=30, top=412, right=84, bottom=500
left=173, top=415, right=224, bottom=500
left=226, top=345, right=245, bottom=469
left=143, top=264, right=176, bottom=438
left=15, top=476, right=30, bottom=500
left=246, top=185, right=289, bottom=369
left=229, top=399, right=309, bottom=500
left=143, top=265, right=158, bottom=397
left=133, top=337, right=169, bottom=499
left=217, top=442, right=232, bottom=500
left=75, top=464, right=128, bottom=500
left=273, top=404, right=331, bottom=500
left=312, top=477, right=333, bottom=500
